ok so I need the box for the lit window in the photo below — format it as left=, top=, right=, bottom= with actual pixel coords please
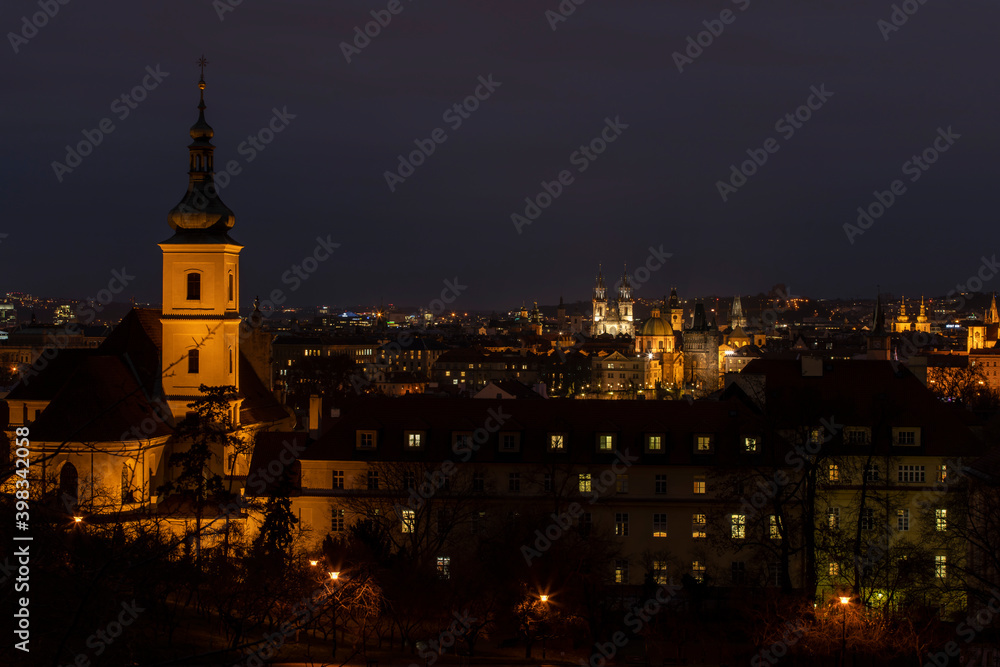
left=401, top=509, right=415, bottom=533
left=897, top=508, right=909, bottom=531
left=935, top=555, right=946, bottom=579
left=653, top=513, right=667, bottom=537
left=695, top=435, right=713, bottom=452
left=692, top=560, right=706, bottom=582
left=367, top=470, right=379, bottom=490
left=647, top=435, right=662, bottom=451
left=828, top=464, right=840, bottom=483
left=615, top=512, right=629, bottom=537
left=936, top=509, right=947, bottom=531
left=508, top=472, right=520, bottom=492
left=898, top=465, right=925, bottom=483
left=614, top=559, right=629, bottom=584
left=186, top=272, right=201, bottom=300
left=936, top=464, right=948, bottom=483
left=809, top=428, right=824, bottom=445
left=579, top=473, right=592, bottom=493
left=550, top=434, right=565, bottom=450
left=598, top=434, right=614, bottom=451
left=828, top=507, right=840, bottom=529
left=332, top=470, right=344, bottom=489
left=829, top=562, right=840, bottom=576
left=654, top=474, right=667, bottom=494
left=331, top=509, right=345, bottom=532
left=187, top=349, right=199, bottom=374
left=616, top=475, right=629, bottom=493
left=693, top=476, right=706, bottom=494
left=744, top=436, right=758, bottom=453
left=731, top=514, right=746, bottom=539
left=357, top=431, right=376, bottom=450
left=406, top=432, right=423, bottom=449
left=437, top=556, right=451, bottom=580
left=692, top=514, right=707, bottom=538
left=652, top=560, right=669, bottom=585
left=769, top=514, right=781, bottom=540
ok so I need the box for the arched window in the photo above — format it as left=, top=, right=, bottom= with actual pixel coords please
left=59, top=462, right=79, bottom=509
left=188, top=349, right=199, bottom=374
left=186, top=272, right=201, bottom=300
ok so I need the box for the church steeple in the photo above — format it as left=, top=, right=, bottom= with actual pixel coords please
left=167, top=56, right=236, bottom=238
left=867, top=289, right=890, bottom=360
left=594, top=264, right=606, bottom=301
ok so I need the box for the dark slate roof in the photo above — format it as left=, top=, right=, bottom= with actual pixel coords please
left=30, top=356, right=173, bottom=443
left=6, top=348, right=95, bottom=401
left=296, top=396, right=765, bottom=467
left=734, top=358, right=983, bottom=457
left=239, top=354, right=291, bottom=425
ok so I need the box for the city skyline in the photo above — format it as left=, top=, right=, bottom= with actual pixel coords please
left=4, top=1, right=999, bottom=310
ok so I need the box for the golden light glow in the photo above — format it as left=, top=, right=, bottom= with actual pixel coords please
left=329, top=571, right=340, bottom=580
left=540, top=594, right=549, bottom=603
left=309, top=559, right=319, bottom=566
left=839, top=596, right=850, bottom=605
left=73, top=516, right=83, bottom=523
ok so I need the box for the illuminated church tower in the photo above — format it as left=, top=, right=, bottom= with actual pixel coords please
left=159, top=66, right=242, bottom=421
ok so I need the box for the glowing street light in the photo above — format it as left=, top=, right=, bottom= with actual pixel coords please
left=73, top=516, right=83, bottom=523
left=329, top=571, right=340, bottom=580
left=309, top=559, right=319, bottom=567
left=839, top=595, right=850, bottom=667
left=539, top=594, right=548, bottom=603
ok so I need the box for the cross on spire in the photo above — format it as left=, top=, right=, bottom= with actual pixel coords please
left=197, top=55, right=209, bottom=80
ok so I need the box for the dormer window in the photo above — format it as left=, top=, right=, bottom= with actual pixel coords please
left=186, top=272, right=201, bottom=300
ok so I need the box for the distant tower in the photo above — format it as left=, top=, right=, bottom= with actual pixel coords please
left=682, top=302, right=722, bottom=394
left=893, top=297, right=911, bottom=333
left=618, top=266, right=633, bottom=324
left=556, top=296, right=567, bottom=329
left=668, top=287, right=684, bottom=332
left=729, top=295, right=747, bottom=329
left=866, top=291, right=891, bottom=361
left=160, top=64, right=242, bottom=421
left=968, top=293, right=1000, bottom=351
left=592, top=265, right=607, bottom=333
left=914, top=296, right=931, bottom=334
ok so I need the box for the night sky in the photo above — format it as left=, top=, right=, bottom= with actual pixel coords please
left=4, top=0, right=998, bottom=312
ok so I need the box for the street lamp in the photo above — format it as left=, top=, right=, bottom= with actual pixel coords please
left=538, top=593, right=550, bottom=659
left=839, top=596, right=850, bottom=667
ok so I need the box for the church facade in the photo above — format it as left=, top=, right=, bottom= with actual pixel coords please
left=591, top=266, right=634, bottom=336
left=4, top=72, right=290, bottom=520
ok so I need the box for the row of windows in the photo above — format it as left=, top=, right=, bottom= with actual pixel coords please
left=827, top=507, right=947, bottom=532
left=829, top=555, right=947, bottom=579
left=353, top=430, right=763, bottom=454
left=826, top=463, right=946, bottom=484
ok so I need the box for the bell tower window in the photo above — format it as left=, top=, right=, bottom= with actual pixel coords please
left=188, top=349, right=199, bottom=374
left=186, top=272, right=201, bottom=300
left=228, top=273, right=234, bottom=302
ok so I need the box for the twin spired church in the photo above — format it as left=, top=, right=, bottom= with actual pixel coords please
left=5, top=72, right=290, bottom=516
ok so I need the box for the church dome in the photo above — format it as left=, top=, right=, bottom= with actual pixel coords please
left=639, top=314, right=673, bottom=337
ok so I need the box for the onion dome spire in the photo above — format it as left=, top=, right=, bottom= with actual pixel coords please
left=167, top=56, right=236, bottom=237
